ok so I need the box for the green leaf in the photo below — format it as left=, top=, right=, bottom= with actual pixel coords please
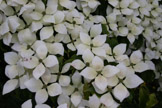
left=102, top=24, right=109, bottom=35
left=42, top=0, right=47, bottom=4
left=83, top=83, right=95, bottom=100
left=64, top=55, right=82, bottom=64
left=106, top=37, right=118, bottom=48
left=146, top=93, right=158, bottom=108
left=140, top=70, right=155, bottom=83
left=139, top=85, right=149, bottom=108
left=133, top=35, right=144, bottom=50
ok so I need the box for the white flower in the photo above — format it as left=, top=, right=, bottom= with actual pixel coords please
left=0, top=20, right=9, bottom=35
left=35, top=104, right=51, bottom=108
left=21, top=99, right=32, bottom=108
left=35, top=89, right=48, bottom=104
left=4, top=52, right=19, bottom=65
left=2, top=79, right=18, bottom=95
left=71, top=59, right=85, bottom=70
left=40, top=26, right=54, bottom=40
left=59, top=0, right=76, bottom=10
left=24, top=78, right=43, bottom=92
left=71, top=91, right=82, bottom=107
left=112, top=83, right=130, bottom=102
left=47, top=83, right=62, bottom=96
left=127, top=50, right=150, bottom=73
left=105, top=43, right=128, bottom=62
left=77, top=29, right=107, bottom=57
left=47, top=43, right=64, bottom=56
left=100, top=93, right=115, bottom=107
left=18, top=28, right=36, bottom=45
left=88, top=94, right=101, bottom=108
left=123, top=74, right=144, bottom=88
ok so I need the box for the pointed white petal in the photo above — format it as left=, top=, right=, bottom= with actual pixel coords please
left=62, top=85, right=75, bottom=96
left=92, top=47, right=106, bottom=57
left=43, top=55, right=58, bottom=68
left=31, top=21, right=43, bottom=32
left=24, top=78, right=43, bottom=92
left=82, top=49, right=94, bottom=63
left=57, top=103, right=68, bottom=108
left=121, top=8, right=133, bottom=15
left=3, top=79, right=18, bottom=95
left=113, top=44, right=127, bottom=56
left=119, top=27, right=129, bottom=36
left=46, top=0, right=58, bottom=14
left=92, top=35, right=107, bottom=47
left=3, top=33, right=12, bottom=46
left=57, top=94, right=70, bottom=106
left=100, top=93, right=114, bottom=107
left=90, top=24, right=102, bottom=37
left=76, top=44, right=90, bottom=55
left=54, top=11, right=65, bottom=24
left=59, top=75, right=70, bottom=86
left=40, top=27, right=53, bottom=40
left=92, top=82, right=107, bottom=94
left=71, top=59, right=85, bottom=70
left=120, top=0, right=130, bottom=8
left=72, top=71, right=81, bottom=86
left=92, top=56, right=104, bottom=71
left=4, top=52, right=19, bottom=65
left=130, top=50, right=143, bottom=64
left=33, top=63, right=46, bottom=80
left=48, top=43, right=64, bottom=56
left=41, top=69, right=52, bottom=84
left=61, top=63, right=71, bottom=73
left=95, top=75, right=108, bottom=91
left=18, top=28, right=36, bottom=44
left=113, top=83, right=130, bottom=102
left=123, top=74, right=143, bottom=88
left=35, top=104, right=51, bottom=108
left=35, top=89, right=48, bottom=104
left=109, top=23, right=118, bottom=31
left=88, top=94, right=101, bottom=108
left=59, top=0, right=76, bottom=10
left=55, top=23, right=67, bottom=34
left=107, top=76, right=119, bottom=87
left=134, top=62, right=149, bottom=72
left=80, top=67, right=97, bottom=80
left=88, top=1, right=100, bottom=9
left=30, top=11, right=42, bottom=20
left=6, top=65, right=23, bottom=79
left=35, top=0, right=45, bottom=13
left=8, top=16, right=20, bottom=33
left=23, top=56, right=39, bottom=69
left=0, top=21, right=9, bottom=35
left=129, top=2, right=140, bottom=9
left=102, top=65, right=120, bottom=77
left=71, top=91, right=82, bottom=107
left=20, top=75, right=29, bottom=89
left=43, top=15, right=55, bottom=23
left=21, top=99, right=32, bottom=108
left=47, top=83, right=62, bottom=96
left=36, top=45, right=48, bottom=59
left=128, top=33, right=135, bottom=44
left=80, top=32, right=91, bottom=45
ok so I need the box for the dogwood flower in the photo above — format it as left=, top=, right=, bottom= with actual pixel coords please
left=103, top=43, right=128, bottom=62
left=123, top=50, right=150, bottom=73
left=81, top=56, right=120, bottom=91
left=21, top=99, right=51, bottom=108
left=76, top=24, right=107, bottom=57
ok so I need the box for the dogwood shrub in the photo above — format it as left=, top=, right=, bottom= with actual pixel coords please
left=0, top=0, right=162, bottom=108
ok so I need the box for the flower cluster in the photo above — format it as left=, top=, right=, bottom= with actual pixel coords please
left=0, top=0, right=162, bottom=108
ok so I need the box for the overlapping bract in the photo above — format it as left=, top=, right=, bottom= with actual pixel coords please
left=0, top=0, right=161, bottom=108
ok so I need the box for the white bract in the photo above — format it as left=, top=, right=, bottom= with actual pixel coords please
left=1, top=0, right=161, bottom=108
